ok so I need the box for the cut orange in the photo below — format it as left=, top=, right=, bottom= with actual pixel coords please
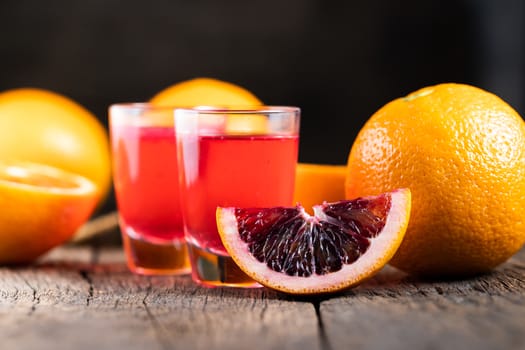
left=0, top=161, right=99, bottom=264
left=216, top=189, right=411, bottom=295
left=150, top=77, right=266, bottom=134
left=0, top=88, right=111, bottom=204
left=293, top=163, right=347, bottom=214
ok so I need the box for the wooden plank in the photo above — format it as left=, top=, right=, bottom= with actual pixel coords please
left=0, top=245, right=94, bottom=310
left=141, top=280, right=320, bottom=350
left=5, top=240, right=524, bottom=350
left=319, top=248, right=525, bottom=350
left=0, top=246, right=162, bottom=350
left=0, top=246, right=321, bottom=350
left=92, top=250, right=321, bottom=350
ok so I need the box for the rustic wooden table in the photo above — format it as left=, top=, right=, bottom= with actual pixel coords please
left=1, top=214, right=524, bottom=350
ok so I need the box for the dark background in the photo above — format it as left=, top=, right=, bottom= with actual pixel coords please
left=1, top=0, right=524, bottom=213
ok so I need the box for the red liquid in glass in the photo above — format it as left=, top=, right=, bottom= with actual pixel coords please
left=112, top=125, right=189, bottom=274
left=179, top=134, right=299, bottom=255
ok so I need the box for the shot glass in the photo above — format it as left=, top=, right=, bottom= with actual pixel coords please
left=109, top=103, right=190, bottom=275
left=175, top=106, right=300, bottom=287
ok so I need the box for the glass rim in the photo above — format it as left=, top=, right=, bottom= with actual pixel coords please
left=175, top=105, right=300, bottom=115
left=110, top=103, right=300, bottom=115
left=109, top=102, right=172, bottom=112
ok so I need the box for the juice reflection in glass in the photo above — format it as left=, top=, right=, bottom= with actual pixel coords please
left=109, top=104, right=190, bottom=275
left=175, top=107, right=300, bottom=287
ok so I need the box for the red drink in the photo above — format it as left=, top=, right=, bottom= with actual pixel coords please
left=111, top=115, right=190, bottom=275
left=113, top=126, right=184, bottom=240
left=178, top=133, right=299, bottom=286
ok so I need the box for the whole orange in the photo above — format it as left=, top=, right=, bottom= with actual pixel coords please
left=346, top=83, right=525, bottom=277
left=151, top=77, right=266, bottom=133
left=0, top=88, right=111, bottom=204
left=150, top=77, right=262, bottom=107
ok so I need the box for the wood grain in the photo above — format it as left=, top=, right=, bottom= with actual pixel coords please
left=0, top=246, right=320, bottom=350
left=0, top=240, right=524, bottom=350
left=319, top=249, right=525, bottom=350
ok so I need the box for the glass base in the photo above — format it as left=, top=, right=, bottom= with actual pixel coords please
left=121, top=228, right=191, bottom=276
left=188, top=243, right=262, bottom=288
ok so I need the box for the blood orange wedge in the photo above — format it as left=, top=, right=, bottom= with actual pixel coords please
left=216, top=188, right=411, bottom=295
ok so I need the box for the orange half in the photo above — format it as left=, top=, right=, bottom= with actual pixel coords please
left=0, top=161, right=99, bottom=264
